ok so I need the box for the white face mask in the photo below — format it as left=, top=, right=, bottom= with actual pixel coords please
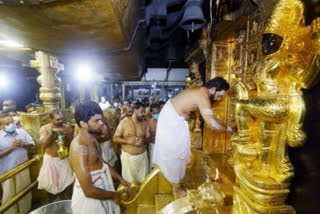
left=113, top=102, right=119, bottom=107
left=3, top=106, right=9, bottom=111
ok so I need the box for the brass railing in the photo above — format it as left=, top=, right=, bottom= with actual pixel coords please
left=0, top=154, right=43, bottom=213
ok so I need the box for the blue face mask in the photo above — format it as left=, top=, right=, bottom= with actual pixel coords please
left=5, top=123, right=16, bottom=133
left=152, top=113, right=159, bottom=120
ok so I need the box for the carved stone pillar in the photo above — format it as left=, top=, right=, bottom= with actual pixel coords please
left=30, top=51, right=64, bottom=112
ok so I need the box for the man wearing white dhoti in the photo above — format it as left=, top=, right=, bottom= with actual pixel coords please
left=96, top=121, right=118, bottom=167
left=38, top=110, right=74, bottom=198
left=0, top=112, right=35, bottom=214
left=152, top=77, right=236, bottom=197
left=113, top=102, right=151, bottom=183
left=70, top=101, right=130, bottom=214
left=100, top=140, right=118, bottom=167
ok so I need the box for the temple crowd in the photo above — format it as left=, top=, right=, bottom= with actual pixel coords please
left=0, top=95, right=165, bottom=214
left=0, top=77, right=235, bottom=214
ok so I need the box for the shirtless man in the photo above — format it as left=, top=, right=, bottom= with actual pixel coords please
left=152, top=77, right=236, bottom=197
left=38, top=110, right=74, bottom=199
left=120, top=105, right=133, bottom=121
left=113, top=102, right=151, bottom=183
left=69, top=101, right=130, bottom=214
left=147, top=103, right=160, bottom=170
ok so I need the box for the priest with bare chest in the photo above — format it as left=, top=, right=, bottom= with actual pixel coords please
left=113, top=102, right=151, bottom=183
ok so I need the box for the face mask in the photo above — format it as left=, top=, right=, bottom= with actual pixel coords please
left=3, top=106, right=8, bottom=111
left=5, top=123, right=16, bottom=133
left=153, top=113, right=159, bottom=120
left=113, top=102, right=119, bottom=107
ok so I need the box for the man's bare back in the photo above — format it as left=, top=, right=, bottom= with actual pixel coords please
left=40, top=123, right=73, bottom=157
left=171, top=86, right=234, bottom=133
left=146, top=118, right=157, bottom=143
left=172, top=88, right=210, bottom=120
left=114, top=117, right=149, bottom=155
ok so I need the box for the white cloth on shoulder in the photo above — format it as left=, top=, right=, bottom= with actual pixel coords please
left=38, top=153, right=74, bottom=194
left=121, top=150, right=148, bottom=183
left=100, top=140, right=118, bottom=167
left=1, top=168, right=32, bottom=214
left=152, top=100, right=191, bottom=184
left=72, top=163, right=120, bottom=214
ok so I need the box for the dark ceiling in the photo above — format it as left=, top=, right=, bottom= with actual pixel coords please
left=1, top=0, right=320, bottom=80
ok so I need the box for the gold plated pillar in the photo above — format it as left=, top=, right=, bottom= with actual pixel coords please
left=30, top=51, right=63, bottom=112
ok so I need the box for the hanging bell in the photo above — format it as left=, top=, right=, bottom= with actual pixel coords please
left=180, top=0, right=206, bottom=32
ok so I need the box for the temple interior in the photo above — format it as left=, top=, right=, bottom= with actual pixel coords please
left=1, top=0, right=320, bottom=213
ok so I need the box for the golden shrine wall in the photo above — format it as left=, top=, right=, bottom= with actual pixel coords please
left=184, top=0, right=320, bottom=213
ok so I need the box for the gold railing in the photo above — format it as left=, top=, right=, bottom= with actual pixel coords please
left=0, top=154, right=43, bottom=213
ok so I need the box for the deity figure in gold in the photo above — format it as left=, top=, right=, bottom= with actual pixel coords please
left=232, top=0, right=320, bottom=213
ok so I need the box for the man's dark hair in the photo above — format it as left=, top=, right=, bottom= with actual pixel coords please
left=204, top=77, right=230, bottom=91
left=159, top=101, right=165, bottom=105
left=112, top=96, right=120, bottom=102
left=3, top=99, right=16, bottom=105
left=132, top=101, right=145, bottom=110
left=123, top=99, right=131, bottom=104
left=74, top=101, right=103, bottom=127
left=25, top=104, right=36, bottom=111
left=150, top=103, right=160, bottom=112
left=49, top=109, right=62, bottom=119
left=2, top=107, right=16, bottom=114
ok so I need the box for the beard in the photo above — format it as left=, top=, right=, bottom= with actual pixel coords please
left=88, top=125, right=102, bottom=135
left=137, top=116, right=144, bottom=122
left=209, top=92, right=217, bottom=104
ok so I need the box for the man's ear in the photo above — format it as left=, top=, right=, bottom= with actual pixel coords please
left=79, top=121, right=88, bottom=128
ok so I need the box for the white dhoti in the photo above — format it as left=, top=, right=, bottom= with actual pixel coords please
left=152, top=100, right=191, bottom=184
left=101, top=140, right=118, bottom=167
left=38, top=153, right=74, bottom=195
left=121, top=150, right=148, bottom=183
left=72, top=164, right=120, bottom=214
left=1, top=168, right=32, bottom=214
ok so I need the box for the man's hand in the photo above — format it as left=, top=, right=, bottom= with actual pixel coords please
left=113, top=192, right=122, bottom=204
left=120, top=178, right=131, bottom=191
left=12, top=139, right=22, bottom=149
left=126, top=136, right=137, bottom=145
left=52, top=127, right=65, bottom=134
left=135, top=137, right=145, bottom=147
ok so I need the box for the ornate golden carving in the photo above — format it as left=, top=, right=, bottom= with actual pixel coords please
left=30, top=51, right=63, bottom=112
left=103, top=107, right=121, bottom=153
left=232, top=0, right=320, bottom=213
left=56, top=132, right=68, bottom=159
left=187, top=62, right=203, bottom=150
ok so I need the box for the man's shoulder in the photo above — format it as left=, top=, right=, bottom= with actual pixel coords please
left=119, top=117, right=130, bottom=125
left=62, top=123, right=73, bottom=131
left=40, top=123, right=51, bottom=130
left=71, top=135, right=88, bottom=149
